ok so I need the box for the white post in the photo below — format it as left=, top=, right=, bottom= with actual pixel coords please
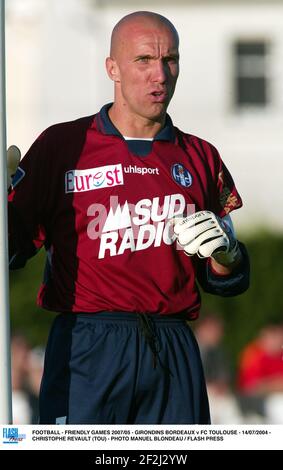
left=0, top=0, right=13, bottom=424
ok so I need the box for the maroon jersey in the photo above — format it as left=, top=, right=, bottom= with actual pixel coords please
left=8, top=104, right=242, bottom=318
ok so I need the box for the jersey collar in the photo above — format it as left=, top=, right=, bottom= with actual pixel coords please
left=96, top=103, right=175, bottom=142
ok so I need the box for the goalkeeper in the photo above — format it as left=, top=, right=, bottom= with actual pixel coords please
left=7, top=11, right=249, bottom=424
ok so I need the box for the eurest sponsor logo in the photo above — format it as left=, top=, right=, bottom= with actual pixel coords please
left=65, top=164, right=123, bottom=193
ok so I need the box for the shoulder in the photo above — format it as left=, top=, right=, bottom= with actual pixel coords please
left=22, top=114, right=97, bottom=168
left=175, top=127, right=223, bottom=170
left=175, top=127, right=220, bottom=156
left=38, top=114, right=96, bottom=143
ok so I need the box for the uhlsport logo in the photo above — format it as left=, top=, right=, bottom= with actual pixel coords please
left=124, top=165, right=159, bottom=176
left=171, top=163, right=193, bottom=188
left=65, top=164, right=124, bottom=193
left=2, top=427, right=26, bottom=444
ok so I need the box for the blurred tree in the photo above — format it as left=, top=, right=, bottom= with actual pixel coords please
left=202, top=231, right=283, bottom=374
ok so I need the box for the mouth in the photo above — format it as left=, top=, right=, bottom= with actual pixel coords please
left=150, top=90, right=168, bottom=103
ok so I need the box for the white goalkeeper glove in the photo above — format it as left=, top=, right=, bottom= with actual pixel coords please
left=173, top=210, right=240, bottom=266
left=7, top=145, right=21, bottom=190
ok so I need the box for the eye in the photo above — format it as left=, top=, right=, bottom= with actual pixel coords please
left=136, top=56, right=151, bottom=64
left=164, top=56, right=179, bottom=64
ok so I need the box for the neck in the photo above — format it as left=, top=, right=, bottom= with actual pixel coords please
left=108, top=103, right=166, bottom=138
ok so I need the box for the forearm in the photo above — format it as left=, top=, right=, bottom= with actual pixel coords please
left=8, top=203, right=43, bottom=269
left=197, top=242, right=250, bottom=297
left=173, top=210, right=250, bottom=295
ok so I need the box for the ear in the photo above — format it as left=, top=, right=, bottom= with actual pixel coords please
left=105, top=57, right=120, bottom=82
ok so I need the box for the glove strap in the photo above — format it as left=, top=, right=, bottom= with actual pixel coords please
left=212, top=240, right=241, bottom=266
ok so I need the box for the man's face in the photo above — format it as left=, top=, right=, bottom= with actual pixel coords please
left=108, top=23, right=179, bottom=122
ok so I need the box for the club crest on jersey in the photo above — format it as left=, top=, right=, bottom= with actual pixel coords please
left=171, top=163, right=192, bottom=188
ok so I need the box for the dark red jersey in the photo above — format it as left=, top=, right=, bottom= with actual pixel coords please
left=8, top=104, right=242, bottom=318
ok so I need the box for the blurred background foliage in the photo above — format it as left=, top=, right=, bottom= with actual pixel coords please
left=10, top=231, right=283, bottom=375
left=202, top=231, right=283, bottom=373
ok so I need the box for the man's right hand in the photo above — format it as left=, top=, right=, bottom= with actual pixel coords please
left=7, top=145, right=21, bottom=190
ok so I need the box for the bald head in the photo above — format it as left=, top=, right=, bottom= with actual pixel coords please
left=110, top=11, right=179, bottom=58
left=106, top=11, right=180, bottom=133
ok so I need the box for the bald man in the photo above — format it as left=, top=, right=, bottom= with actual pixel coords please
left=8, top=11, right=249, bottom=424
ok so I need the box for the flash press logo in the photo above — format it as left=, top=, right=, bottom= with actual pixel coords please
left=3, top=427, right=26, bottom=444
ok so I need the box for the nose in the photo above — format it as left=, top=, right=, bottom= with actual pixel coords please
left=152, top=59, right=167, bottom=83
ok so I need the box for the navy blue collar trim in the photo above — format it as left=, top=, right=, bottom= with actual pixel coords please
left=97, top=103, right=175, bottom=142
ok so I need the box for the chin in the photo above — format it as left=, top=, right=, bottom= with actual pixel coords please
left=146, top=104, right=168, bottom=121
